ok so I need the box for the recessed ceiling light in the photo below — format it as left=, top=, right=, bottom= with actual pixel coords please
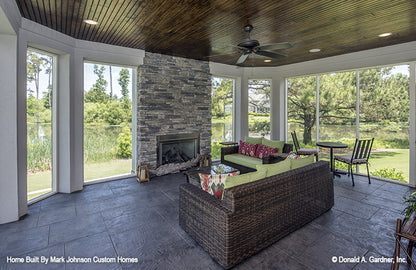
left=378, top=32, right=392, bottom=37
left=264, top=59, right=272, bottom=63
left=84, top=19, right=98, bottom=25
left=309, top=48, right=321, bottom=53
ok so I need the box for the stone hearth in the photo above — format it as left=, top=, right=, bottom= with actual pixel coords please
left=136, top=52, right=211, bottom=169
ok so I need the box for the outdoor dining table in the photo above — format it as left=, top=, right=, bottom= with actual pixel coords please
left=316, top=141, right=348, bottom=177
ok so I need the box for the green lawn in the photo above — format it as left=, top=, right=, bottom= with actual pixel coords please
left=28, top=159, right=132, bottom=201
left=320, top=149, right=409, bottom=182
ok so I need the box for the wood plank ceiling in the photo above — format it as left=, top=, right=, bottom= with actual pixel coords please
left=15, top=0, right=416, bottom=67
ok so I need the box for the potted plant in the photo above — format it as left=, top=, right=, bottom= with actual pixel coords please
left=402, top=191, right=416, bottom=221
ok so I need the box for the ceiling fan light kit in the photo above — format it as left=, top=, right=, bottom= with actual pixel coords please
left=236, top=24, right=292, bottom=65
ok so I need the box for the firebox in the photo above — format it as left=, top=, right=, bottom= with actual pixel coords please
left=157, top=133, right=200, bottom=166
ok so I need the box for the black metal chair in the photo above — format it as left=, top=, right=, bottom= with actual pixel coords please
left=291, top=131, right=319, bottom=161
left=334, top=138, right=374, bottom=186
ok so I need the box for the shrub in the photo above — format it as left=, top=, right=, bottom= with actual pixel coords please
left=334, top=160, right=349, bottom=171
left=211, top=141, right=222, bottom=160
left=403, top=191, right=416, bottom=220
left=371, top=168, right=406, bottom=182
left=116, top=126, right=132, bottom=158
left=249, top=112, right=270, bottom=117
left=249, top=120, right=270, bottom=135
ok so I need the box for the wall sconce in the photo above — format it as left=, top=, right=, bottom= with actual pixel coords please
left=137, top=164, right=150, bottom=183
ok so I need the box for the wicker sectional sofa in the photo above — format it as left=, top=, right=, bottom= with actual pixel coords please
left=179, top=160, right=334, bottom=269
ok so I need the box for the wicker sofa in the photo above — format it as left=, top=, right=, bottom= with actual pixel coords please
left=221, top=143, right=293, bottom=174
left=179, top=160, right=333, bottom=269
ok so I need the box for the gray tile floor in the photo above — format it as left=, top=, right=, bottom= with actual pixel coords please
left=0, top=172, right=415, bottom=269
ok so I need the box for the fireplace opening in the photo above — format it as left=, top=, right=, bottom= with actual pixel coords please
left=157, top=133, right=200, bottom=166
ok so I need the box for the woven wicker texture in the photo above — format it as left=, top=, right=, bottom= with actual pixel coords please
left=179, top=160, right=334, bottom=269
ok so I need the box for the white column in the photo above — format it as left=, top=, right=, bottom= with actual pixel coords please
left=0, top=34, right=19, bottom=223
left=56, top=54, right=74, bottom=192
left=409, top=63, right=416, bottom=187
left=131, top=68, right=138, bottom=173
left=356, top=71, right=360, bottom=173
left=356, top=71, right=360, bottom=138
left=70, top=52, right=85, bottom=191
left=235, top=72, right=249, bottom=141
left=316, top=76, right=320, bottom=144
left=270, top=76, right=285, bottom=141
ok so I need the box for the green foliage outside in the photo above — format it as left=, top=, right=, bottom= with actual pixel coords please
left=117, top=126, right=132, bottom=158
left=288, top=67, right=409, bottom=145
left=402, top=191, right=416, bottom=221
left=211, top=77, right=233, bottom=118
left=27, top=62, right=133, bottom=173
left=371, top=168, right=405, bottom=183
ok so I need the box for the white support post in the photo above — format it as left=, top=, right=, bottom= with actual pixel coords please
left=316, top=75, right=320, bottom=146
left=270, top=76, right=285, bottom=141
left=356, top=71, right=360, bottom=138
left=409, top=63, right=416, bottom=187
left=356, top=70, right=360, bottom=173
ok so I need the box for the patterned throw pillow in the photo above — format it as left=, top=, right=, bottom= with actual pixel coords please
left=199, top=172, right=240, bottom=199
left=247, top=143, right=258, bottom=157
left=286, top=151, right=301, bottom=159
left=238, top=140, right=258, bottom=157
left=255, top=144, right=279, bottom=159
left=238, top=140, right=247, bottom=155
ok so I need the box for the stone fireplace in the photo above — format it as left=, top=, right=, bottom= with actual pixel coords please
left=157, top=133, right=200, bottom=166
left=136, top=52, right=211, bottom=169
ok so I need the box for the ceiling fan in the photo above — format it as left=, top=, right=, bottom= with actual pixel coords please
left=236, top=24, right=292, bottom=64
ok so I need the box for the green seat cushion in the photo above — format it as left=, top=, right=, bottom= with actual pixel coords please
left=262, top=138, right=285, bottom=153
left=225, top=169, right=267, bottom=189
left=224, top=153, right=262, bottom=169
left=244, top=136, right=263, bottom=144
left=290, top=155, right=315, bottom=169
left=256, top=158, right=291, bottom=177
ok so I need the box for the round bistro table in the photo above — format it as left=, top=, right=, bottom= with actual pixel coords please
left=316, top=141, right=348, bottom=177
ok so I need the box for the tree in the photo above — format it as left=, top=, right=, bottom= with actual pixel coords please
left=288, top=68, right=409, bottom=144
left=43, top=57, right=53, bottom=109
left=248, top=80, right=271, bottom=113
left=27, top=52, right=47, bottom=124
left=118, top=68, right=130, bottom=101
left=84, top=65, right=109, bottom=103
left=287, top=76, right=317, bottom=144
left=109, top=66, right=113, bottom=99
left=211, top=78, right=233, bottom=118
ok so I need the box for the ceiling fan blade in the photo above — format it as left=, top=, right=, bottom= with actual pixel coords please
left=236, top=53, right=250, bottom=64
left=255, top=50, right=286, bottom=59
left=256, top=42, right=292, bottom=51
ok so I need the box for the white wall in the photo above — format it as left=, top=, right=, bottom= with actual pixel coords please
left=0, top=33, right=19, bottom=223
left=0, top=3, right=19, bottom=223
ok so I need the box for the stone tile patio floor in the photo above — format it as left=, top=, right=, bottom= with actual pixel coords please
left=0, top=172, right=415, bottom=270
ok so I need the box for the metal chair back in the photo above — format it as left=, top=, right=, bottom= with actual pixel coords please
left=351, top=138, right=374, bottom=163
left=291, top=131, right=300, bottom=152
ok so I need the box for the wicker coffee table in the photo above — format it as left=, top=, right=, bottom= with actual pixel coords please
left=184, top=163, right=239, bottom=187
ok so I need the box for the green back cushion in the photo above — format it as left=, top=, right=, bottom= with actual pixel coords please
left=290, top=154, right=314, bottom=169
left=224, top=153, right=262, bottom=169
left=225, top=169, right=267, bottom=189
left=256, top=158, right=291, bottom=177
left=244, top=136, right=263, bottom=144
left=262, top=138, right=285, bottom=153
